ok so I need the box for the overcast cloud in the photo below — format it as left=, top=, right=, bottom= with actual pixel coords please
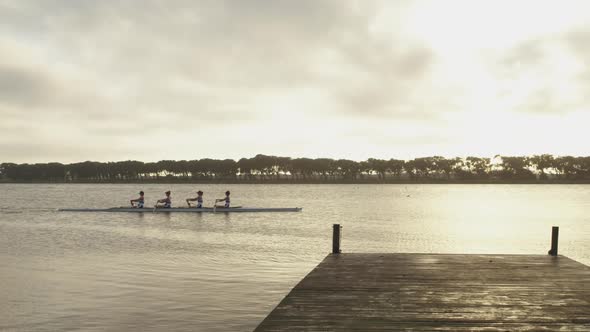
left=1, top=0, right=590, bottom=163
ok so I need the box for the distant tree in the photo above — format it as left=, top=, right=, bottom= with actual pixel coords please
left=312, top=158, right=332, bottom=180
left=0, top=163, right=6, bottom=179
left=387, top=159, right=405, bottom=178
left=3, top=154, right=590, bottom=183
left=466, top=157, right=490, bottom=179
left=68, top=161, right=103, bottom=180
left=404, top=159, right=417, bottom=178
left=412, top=157, right=432, bottom=177
left=1, top=163, right=22, bottom=180
left=291, top=158, right=314, bottom=180
left=367, top=158, right=389, bottom=180
left=237, top=158, right=254, bottom=180
left=142, top=162, right=159, bottom=179
left=251, top=154, right=275, bottom=180
left=217, top=159, right=238, bottom=179
left=44, top=162, right=66, bottom=180
left=335, top=159, right=360, bottom=180
left=431, top=156, right=457, bottom=179
left=499, top=156, right=534, bottom=180
left=528, top=154, right=554, bottom=179
left=554, top=156, right=577, bottom=179
left=579, top=156, right=590, bottom=179
left=451, top=158, right=471, bottom=180
left=275, top=157, right=292, bottom=179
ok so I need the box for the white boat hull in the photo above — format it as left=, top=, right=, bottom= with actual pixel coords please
left=58, top=207, right=302, bottom=213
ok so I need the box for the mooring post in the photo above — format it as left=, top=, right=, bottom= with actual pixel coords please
left=548, top=226, right=559, bottom=256
left=332, top=224, right=342, bottom=254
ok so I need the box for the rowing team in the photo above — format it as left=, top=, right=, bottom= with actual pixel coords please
left=130, top=190, right=231, bottom=209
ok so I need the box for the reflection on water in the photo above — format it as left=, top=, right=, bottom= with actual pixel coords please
left=1, top=184, right=589, bottom=331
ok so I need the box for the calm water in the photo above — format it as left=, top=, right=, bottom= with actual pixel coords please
left=1, top=184, right=589, bottom=331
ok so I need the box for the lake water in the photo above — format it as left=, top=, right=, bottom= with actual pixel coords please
left=1, top=184, right=590, bottom=331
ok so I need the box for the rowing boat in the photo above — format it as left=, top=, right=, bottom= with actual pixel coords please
left=58, top=207, right=303, bottom=213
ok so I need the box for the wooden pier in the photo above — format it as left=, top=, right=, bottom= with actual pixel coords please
left=255, top=227, right=590, bottom=331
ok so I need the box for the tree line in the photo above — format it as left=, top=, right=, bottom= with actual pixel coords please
left=2, top=154, right=590, bottom=183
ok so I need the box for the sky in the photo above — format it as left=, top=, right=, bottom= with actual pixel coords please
left=1, top=0, right=590, bottom=163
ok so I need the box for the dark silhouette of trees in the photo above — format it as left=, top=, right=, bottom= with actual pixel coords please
left=528, top=154, right=554, bottom=179
left=387, top=159, right=405, bottom=177
left=291, top=158, right=314, bottom=180
left=468, top=157, right=491, bottom=179
left=335, top=159, right=360, bottom=180
left=411, top=157, right=432, bottom=178
left=1, top=162, right=66, bottom=181
left=367, top=158, right=388, bottom=180
left=2, top=154, right=590, bottom=183
left=497, top=156, right=535, bottom=180
left=432, top=156, right=456, bottom=179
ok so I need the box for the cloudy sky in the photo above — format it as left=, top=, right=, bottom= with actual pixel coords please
left=1, top=0, right=590, bottom=163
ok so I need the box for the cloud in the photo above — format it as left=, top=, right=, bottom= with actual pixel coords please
left=0, top=141, right=132, bottom=163
left=1, top=0, right=435, bottom=119
left=485, top=27, right=590, bottom=115
left=0, top=65, right=55, bottom=107
left=565, top=27, right=590, bottom=85
left=1, top=1, right=590, bottom=162
left=324, top=44, right=438, bottom=118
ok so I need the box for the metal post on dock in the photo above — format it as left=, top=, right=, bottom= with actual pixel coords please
left=548, top=226, right=559, bottom=256
left=332, top=224, right=342, bottom=254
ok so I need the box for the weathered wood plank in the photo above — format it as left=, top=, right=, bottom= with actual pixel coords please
left=255, top=254, right=590, bottom=331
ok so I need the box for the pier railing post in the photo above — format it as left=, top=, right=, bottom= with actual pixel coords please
left=548, top=226, right=559, bottom=256
left=332, top=224, right=342, bottom=254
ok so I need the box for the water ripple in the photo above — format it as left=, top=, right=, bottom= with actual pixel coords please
left=1, top=183, right=590, bottom=331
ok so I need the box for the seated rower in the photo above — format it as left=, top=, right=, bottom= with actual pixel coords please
left=130, top=191, right=145, bottom=208
left=156, top=190, right=172, bottom=208
left=186, top=190, right=204, bottom=208
left=215, top=191, right=231, bottom=208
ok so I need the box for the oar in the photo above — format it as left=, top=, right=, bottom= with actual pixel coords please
left=153, top=203, right=158, bottom=213
left=213, top=200, right=217, bottom=213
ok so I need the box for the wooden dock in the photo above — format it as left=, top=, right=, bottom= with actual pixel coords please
left=255, top=253, right=590, bottom=331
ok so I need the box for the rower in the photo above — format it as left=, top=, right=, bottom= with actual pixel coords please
left=130, top=191, right=145, bottom=208
left=186, top=190, right=204, bottom=208
left=215, top=191, right=231, bottom=208
left=156, top=191, right=172, bottom=208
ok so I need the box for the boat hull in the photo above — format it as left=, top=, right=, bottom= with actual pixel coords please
left=58, top=207, right=302, bottom=213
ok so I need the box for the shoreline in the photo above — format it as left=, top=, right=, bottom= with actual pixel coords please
left=2, top=179, right=590, bottom=184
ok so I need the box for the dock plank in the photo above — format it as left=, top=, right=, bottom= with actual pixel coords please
left=255, top=254, right=590, bottom=331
